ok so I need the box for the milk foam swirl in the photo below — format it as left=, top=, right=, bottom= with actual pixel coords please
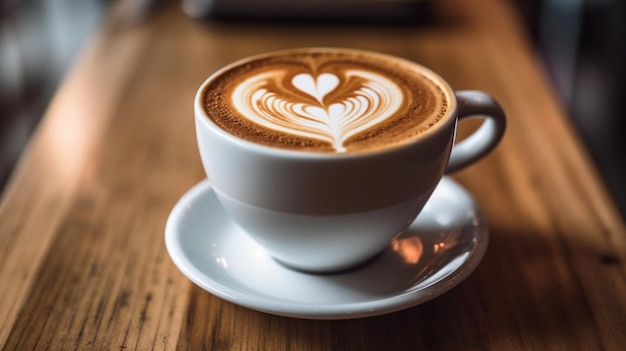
left=231, top=69, right=403, bottom=152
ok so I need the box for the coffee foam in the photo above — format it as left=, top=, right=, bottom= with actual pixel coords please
left=203, top=49, right=449, bottom=153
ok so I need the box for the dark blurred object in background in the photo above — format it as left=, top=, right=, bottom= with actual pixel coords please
left=0, top=0, right=104, bottom=189
left=515, top=0, right=626, bottom=216
left=182, top=0, right=433, bottom=23
left=572, top=0, right=626, bottom=215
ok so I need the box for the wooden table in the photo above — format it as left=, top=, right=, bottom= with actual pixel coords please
left=2, top=0, right=625, bottom=349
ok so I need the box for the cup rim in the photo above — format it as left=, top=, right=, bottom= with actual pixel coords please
left=194, top=47, right=458, bottom=160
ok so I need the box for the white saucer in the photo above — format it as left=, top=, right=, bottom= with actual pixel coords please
left=165, top=177, right=488, bottom=320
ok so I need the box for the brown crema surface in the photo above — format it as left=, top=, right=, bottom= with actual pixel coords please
left=202, top=49, right=449, bottom=154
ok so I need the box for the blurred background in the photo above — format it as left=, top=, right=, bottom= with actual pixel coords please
left=1, top=0, right=625, bottom=216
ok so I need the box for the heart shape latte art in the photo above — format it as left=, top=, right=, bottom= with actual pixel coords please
left=231, top=69, right=403, bottom=152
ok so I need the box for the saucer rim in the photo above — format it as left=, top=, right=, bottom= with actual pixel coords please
left=165, top=177, right=488, bottom=319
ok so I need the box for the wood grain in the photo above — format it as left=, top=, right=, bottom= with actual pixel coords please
left=1, top=0, right=625, bottom=350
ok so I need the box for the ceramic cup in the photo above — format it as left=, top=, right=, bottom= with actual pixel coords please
left=194, top=48, right=506, bottom=272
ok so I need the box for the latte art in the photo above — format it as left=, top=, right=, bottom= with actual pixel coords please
left=202, top=49, right=449, bottom=153
left=232, top=70, right=403, bottom=152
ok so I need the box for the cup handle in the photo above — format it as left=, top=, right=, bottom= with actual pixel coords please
left=446, top=90, right=507, bottom=173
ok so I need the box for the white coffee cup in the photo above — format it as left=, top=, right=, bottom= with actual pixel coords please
left=194, top=48, right=506, bottom=272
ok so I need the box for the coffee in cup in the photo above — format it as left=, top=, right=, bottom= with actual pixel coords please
left=202, top=49, right=448, bottom=154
